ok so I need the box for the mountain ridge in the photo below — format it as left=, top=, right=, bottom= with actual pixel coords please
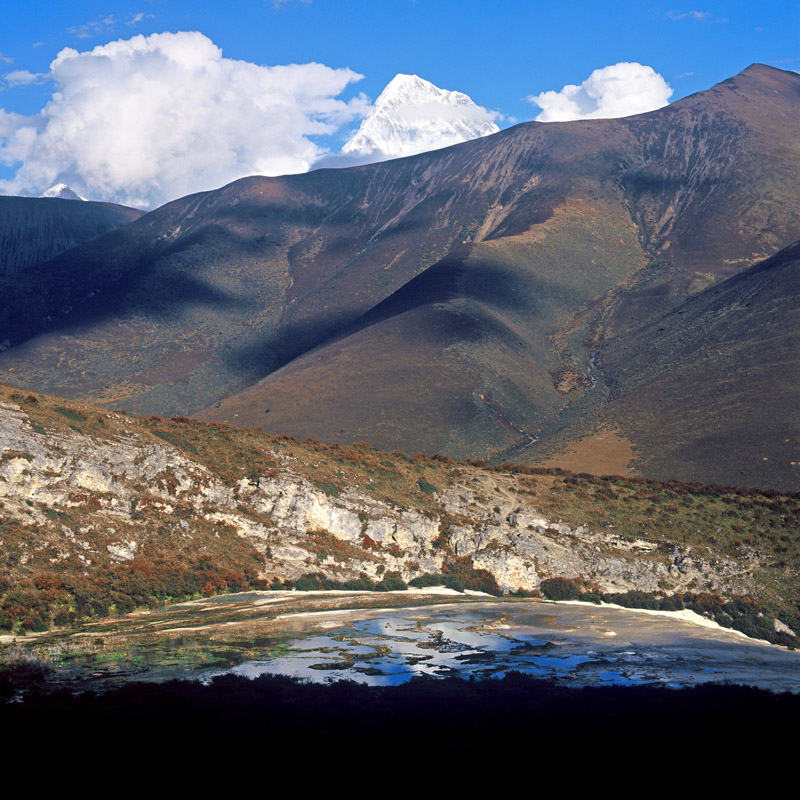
left=0, top=63, right=797, bottom=489
left=0, top=195, right=143, bottom=277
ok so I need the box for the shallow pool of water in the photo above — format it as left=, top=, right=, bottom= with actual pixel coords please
left=198, top=600, right=800, bottom=691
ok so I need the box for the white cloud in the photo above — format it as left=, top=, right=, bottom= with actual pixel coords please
left=3, top=69, right=49, bottom=87
left=0, top=54, right=13, bottom=64
left=67, top=15, right=117, bottom=39
left=0, top=109, right=39, bottom=168
left=527, top=62, right=673, bottom=122
left=667, top=10, right=710, bottom=21
left=127, top=12, right=155, bottom=26
left=0, top=31, right=365, bottom=208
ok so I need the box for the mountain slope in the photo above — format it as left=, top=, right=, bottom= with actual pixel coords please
left=537, top=237, right=800, bottom=491
left=0, top=195, right=143, bottom=276
left=0, top=64, right=798, bottom=488
left=605, top=239, right=800, bottom=489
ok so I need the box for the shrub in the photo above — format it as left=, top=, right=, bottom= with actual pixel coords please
left=539, top=577, right=582, bottom=601
left=409, top=558, right=501, bottom=596
left=375, top=572, right=407, bottom=592
left=54, top=406, right=86, bottom=422
left=416, top=478, right=438, bottom=495
left=608, top=591, right=664, bottom=610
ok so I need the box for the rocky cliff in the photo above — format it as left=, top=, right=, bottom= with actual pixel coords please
left=3, top=384, right=796, bottom=640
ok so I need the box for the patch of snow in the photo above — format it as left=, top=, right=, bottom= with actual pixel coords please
left=342, top=73, right=498, bottom=161
left=41, top=184, right=87, bottom=201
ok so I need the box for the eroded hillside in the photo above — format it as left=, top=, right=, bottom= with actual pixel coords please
left=1, top=384, right=797, bottom=644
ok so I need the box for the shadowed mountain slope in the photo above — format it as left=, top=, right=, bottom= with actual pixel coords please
left=0, top=196, right=143, bottom=276
left=535, top=237, right=800, bottom=491
left=0, top=64, right=798, bottom=488
left=602, top=239, right=800, bottom=490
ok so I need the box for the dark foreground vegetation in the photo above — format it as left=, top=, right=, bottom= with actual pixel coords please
left=2, top=673, right=797, bottom=787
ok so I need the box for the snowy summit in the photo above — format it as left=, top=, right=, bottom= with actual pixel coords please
left=41, top=184, right=86, bottom=201
left=343, top=73, right=499, bottom=160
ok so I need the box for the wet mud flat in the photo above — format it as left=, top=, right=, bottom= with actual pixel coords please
left=3, top=590, right=799, bottom=693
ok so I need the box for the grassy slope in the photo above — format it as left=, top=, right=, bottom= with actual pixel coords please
left=531, top=239, right=800, bottom=492
left=201, top=193, right=649, bottom=461
left=1, top=383, right=798, bottom=644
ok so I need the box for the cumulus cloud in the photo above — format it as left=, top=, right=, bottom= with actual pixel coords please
left=527, top=62, right=673, bottom=122
left=0, top=31, right=366, bottom=208
left=0, top=109, right=38, bottom=168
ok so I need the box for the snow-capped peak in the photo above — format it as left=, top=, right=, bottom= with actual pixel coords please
left=41, top=184, right=86, bottom=201
left=342, top=73, right=499, bottom=160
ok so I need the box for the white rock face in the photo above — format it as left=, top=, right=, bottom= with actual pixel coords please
left=0, top=400, right=758, bottom=596
left=41, top=184, right=86, bottom=201
left=343, top=74, right=499, bottom=160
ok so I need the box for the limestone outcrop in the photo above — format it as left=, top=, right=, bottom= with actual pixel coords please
left=0, top=398, right=756, bottom=598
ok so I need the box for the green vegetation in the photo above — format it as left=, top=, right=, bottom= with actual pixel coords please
left=409, top=557, right=502, bottom=596
left=416, top=478, right=438, bottom=495
left=285, top=571, right=407, bottom=593
left=53, top=406, right=86, bottom=423
left=539, top=577, right=582, bottom=601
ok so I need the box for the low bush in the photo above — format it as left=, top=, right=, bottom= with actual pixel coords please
left=539, top=577, right=582, bottom=601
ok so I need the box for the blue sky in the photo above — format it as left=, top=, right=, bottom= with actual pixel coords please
left=1, top=1, right=797, bottom=206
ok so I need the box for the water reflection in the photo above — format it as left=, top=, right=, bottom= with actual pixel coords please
left=205, top=601, right=800, bottom=692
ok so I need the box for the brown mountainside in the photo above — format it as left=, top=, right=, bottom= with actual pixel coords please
left=0, top=64, right=798, bottom=489
left=603, top=239, right=800, bottom=490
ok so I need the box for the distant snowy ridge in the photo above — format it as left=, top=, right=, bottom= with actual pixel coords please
left=343, top=74, right=499, bottom=160
left=41, top=184, right=86, bottom=201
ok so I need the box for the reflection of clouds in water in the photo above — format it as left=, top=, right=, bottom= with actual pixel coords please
left=203, top=602, right=800, bottom=692
left=429, top=621, right=507, bottom=650
left=596, top=671, right=643, bottom=686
